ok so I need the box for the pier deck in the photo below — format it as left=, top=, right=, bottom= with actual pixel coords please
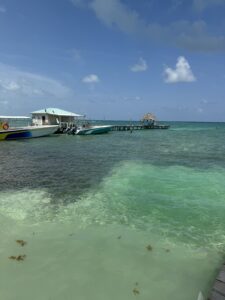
left=209, top=263, right=225, bottom=300
left=112, top=124, right=170, bottom=131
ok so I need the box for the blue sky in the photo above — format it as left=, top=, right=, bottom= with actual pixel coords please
left=0, top=0, right=224, bottom=121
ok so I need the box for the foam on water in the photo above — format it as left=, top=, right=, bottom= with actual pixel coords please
left=0, top=189, right=51, bottom=222
left=0, top=161, right=225, bottom=299
left=59, top=161, right=225, bottom=249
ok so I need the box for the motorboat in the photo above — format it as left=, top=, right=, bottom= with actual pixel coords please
left=76, top=124, right=113, bottom=135
left=0, top=121, right=58, bottom=141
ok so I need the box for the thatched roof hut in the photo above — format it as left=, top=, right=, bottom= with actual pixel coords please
left=141, top=113, right=157, bottom=124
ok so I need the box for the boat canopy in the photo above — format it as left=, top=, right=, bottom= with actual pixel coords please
left=0, top=116, right=31, bottom=119
left=31, top=108, right=84, bottom=118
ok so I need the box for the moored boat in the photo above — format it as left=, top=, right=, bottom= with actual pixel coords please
left=76, top=124, right=113, bottom=135
left=0, top=121, right=58, bottom=141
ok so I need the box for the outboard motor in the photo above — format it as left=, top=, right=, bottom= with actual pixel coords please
left=65, top=127, right=71, bottom=134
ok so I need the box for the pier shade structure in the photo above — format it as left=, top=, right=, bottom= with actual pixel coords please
left=141, top=112, right=157, bottom=128
left=112, top=113, right=170, bottom=131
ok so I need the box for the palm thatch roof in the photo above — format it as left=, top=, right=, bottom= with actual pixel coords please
left=141, top=113, right=157, bottom=121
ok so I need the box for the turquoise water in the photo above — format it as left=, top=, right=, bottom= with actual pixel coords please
left=1, top=121, right=225, bottom=300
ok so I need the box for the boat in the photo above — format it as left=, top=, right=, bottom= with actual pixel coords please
left=0, top=118, right=58, bottom=141
left=76, top=124, right=113, bottom=135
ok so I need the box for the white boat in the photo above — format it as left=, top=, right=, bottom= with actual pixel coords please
left=0, top=118, right=58, bottom=141
left=76, top=124, right=113, bottom=135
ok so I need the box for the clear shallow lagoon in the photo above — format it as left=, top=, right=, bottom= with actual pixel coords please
left=1, top=121, right=225, bottom=300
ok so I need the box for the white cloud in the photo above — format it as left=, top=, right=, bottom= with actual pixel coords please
left=90, top=0, right=141, bottom=35
left=0, top=63, right=72, bottom=97
left=200, top=98, right=208, bottom=104
left=0, top=62, right=73, bottom=113
left=130, top=58, right=148, bottom=72
left=0, top=80, right=20, bottom=91
left=193, top=0, right=225, bottom=11
left=197, top=107, right=203, bottom=113
left=164, top=56, right=196, bottom=83
left=70, top=0, right=225, bottom=52
left=0, top=6, right=6, bottom=13
left=70, top=0, right=83, bottom=6
left=123, top=95, right=142, bottom=102
left=82, top=74, right=100, bottom=83
left=170, top=0, right=184, bottom=11
left=67, top=48, right=84, bottom=64
left=71, top=48, right=82, bottom=62
left=0, top=100, right=8, bottom=105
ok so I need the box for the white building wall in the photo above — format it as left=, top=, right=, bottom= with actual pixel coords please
left=32, top=114, right=74, bottom=126
left=32, top=114, right=49, bottom=125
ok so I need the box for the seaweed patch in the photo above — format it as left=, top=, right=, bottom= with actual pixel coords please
left=16, top=240, right=27, bottom=247
left=9, top=255, right=26, bottom=261
left=146, top=244, right=153, bottom=251
left=133, top=287, right=140, bottom=295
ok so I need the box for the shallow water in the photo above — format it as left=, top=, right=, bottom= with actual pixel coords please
left=1, top=121, right=225, bottom=300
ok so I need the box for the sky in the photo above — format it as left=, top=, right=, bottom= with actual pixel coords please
left=0, top=0, right=225, bottom=121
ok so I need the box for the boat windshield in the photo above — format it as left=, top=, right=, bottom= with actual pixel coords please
left=0, top=116, right=31, bottom=128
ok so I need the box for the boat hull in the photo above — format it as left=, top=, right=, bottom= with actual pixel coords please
left=76, top=125, right=112, bottom=135
left=0, top=125, right=59, bottom=141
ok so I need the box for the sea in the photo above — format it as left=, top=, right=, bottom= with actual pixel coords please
left=1, top=121, right=225, bottom=300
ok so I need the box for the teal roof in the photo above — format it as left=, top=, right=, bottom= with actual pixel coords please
left=31, top=108, right=84, bottom=117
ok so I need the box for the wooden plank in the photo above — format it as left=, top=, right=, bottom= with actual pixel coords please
left=210, top=290, right=225, bottom=300
left=208, top=264, right=225, bottom=300
left=217, top=271, right=225, bottom=283
left=217, top=265, right=225, bottom=282
left=212, top=281, right=225, bottom=296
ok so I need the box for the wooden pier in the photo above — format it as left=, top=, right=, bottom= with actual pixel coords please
left=112, top=124, right=170, bottom=131
left=208, top=262, right=225, bottom=300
